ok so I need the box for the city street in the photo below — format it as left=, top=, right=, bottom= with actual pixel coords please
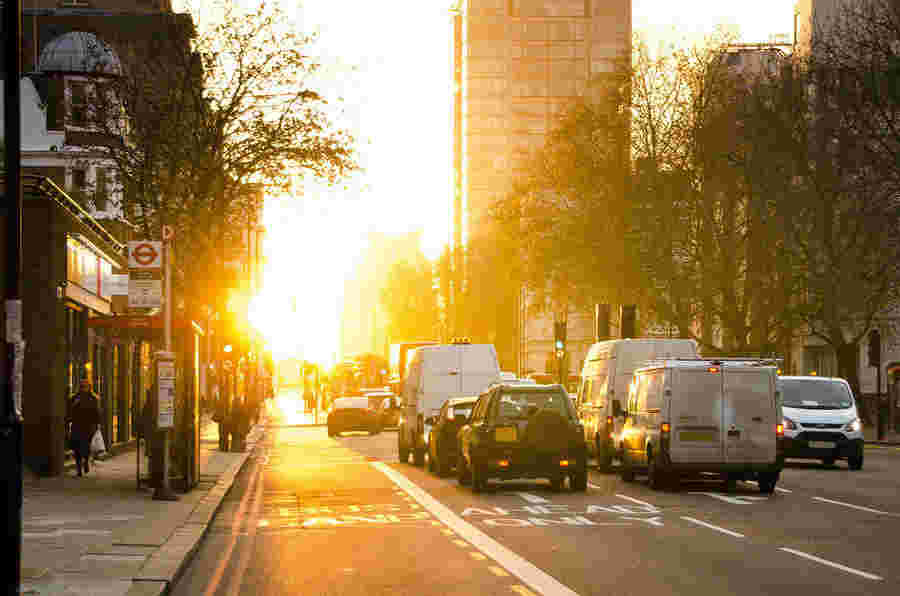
left=171, top=396, right=900, bottom=596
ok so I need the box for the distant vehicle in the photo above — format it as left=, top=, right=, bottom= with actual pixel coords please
left=361, top=390, right=399, bottom=428
left=620, top=358, right=783, bottom=494
left=427, top=396, right=478, bottom=476
left=457, top=383, right=587, bottom=492
left=778, top=376, right=864, bottom=470
left=398, top=340, right=501, bottom=466
left=577, top=338, right=699, bottom=470
left=328, top=396, right=381, bottom=437
left=389, top=341, right=439, bottom=394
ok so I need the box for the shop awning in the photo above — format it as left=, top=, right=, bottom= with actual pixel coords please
left=87, top=314, right=204, bottom=336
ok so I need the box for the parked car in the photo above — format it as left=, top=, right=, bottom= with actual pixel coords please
left=620, top=358, right=783, bottom=493
left=427, top=396, right=477, bottom=476
left=778, top=376, right=864, bottom=470
left=328, top=396, right=381, bottom=437
left=372, top=393, right=401, bottom=428
left=457, top=383, right=587, bottom=493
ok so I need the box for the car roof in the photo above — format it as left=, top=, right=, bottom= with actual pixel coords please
left=779, top=376, right=847, bottom=383
left=495, top=383, right=564, bottom=391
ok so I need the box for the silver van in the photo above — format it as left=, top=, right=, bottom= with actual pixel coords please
left=620, top=358, right=784, bottom=493
left=577, top=339, right=698, bottom=469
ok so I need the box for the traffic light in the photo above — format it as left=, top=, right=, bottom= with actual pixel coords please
left=554, top=321, right=567, bottom=356
left=868, top=329, right=881, bottom=367
left=620, top=305, right=637, bottom=339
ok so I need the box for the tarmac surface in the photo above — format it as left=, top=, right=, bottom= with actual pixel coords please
left=20, top=394, right=900, bottom=595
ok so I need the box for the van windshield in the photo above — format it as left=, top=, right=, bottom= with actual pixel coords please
left=781, top=379, right=853, bottom=409
left=496, top=391, right=571, bottom=420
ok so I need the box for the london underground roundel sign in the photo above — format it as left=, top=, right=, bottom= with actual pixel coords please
left=128, top=241, right=163, bottom=269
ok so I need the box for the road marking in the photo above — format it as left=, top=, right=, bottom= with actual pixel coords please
left=681, top=516, right=745, bottom=538
left=689, top=492, right=770, bottom=505
left=622, top=516, right=664, bottom=527
left=615, top=494, right=657, bottom=508
left=373, top=462, right=579, bottom=596
left=469, top=551, right=487, bottom=561
left=453, top=539, right=469, bottom=548
left=517, top=492, right=551, bottom=504
left=811, top=496, right=898, bottom=517
left=775, top=487, right=792, bottom=494
left=778, top=547, right=883, bottom=581
left=490, top=565, right=510, bottom=577
left=510, top=585, right=538, bottom=596
left=441, top=528, right=455, bottom=536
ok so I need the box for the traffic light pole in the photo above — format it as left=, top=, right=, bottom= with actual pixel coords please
left=3, top=0, right=25, bottom=591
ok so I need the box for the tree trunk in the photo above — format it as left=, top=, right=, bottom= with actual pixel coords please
left=836, top=342, right=865, bottom=423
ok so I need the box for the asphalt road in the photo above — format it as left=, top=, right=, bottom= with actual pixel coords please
left=172, top=405, right=900, bottom=596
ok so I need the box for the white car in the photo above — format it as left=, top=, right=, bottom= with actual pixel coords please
left=779, top=376, right=864, bottom=470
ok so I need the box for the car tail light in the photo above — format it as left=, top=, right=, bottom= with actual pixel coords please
left=660, top=422, right=671, bottom=454
left=660, top=422, right=671, bottom=435
left=606, top=415, right=614, bottom=426
left=498, top=459, right=510, bottom=468
left=559, top=459, right=570, bottom=467
left=776, top=423, right=784, bottom=437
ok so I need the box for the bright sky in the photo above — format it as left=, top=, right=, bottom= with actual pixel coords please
left=178, top=0, right=796, bottom=365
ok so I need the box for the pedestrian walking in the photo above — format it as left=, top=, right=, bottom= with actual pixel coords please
left=66, top=379, right=103, bottom=477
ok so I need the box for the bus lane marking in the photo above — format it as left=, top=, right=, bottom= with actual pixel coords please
left=688, top=492, right=771, bottom=505
left=517, top=493, right=551, bottom=504
left=615, top=494, right=658, bottom=508
left=461, top=501, right=662, bottom=528
left=681, top=516, right=745, bottom=538
left=811, top=496, right=899, bottom=517
left=373, top=462, right=580, bottom=596
left=779, top=548, right=883, bottom=581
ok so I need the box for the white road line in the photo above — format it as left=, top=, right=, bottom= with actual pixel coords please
left=517, top=492, right=551, bottom=504
left=775, top=487, right=792, bottom=493
left=615, top=494, right=657, bottom=508
left=373, top=462, right=578, bottom=596
left=681, top=516, right=745, bottom=539
left=811, top=496, right=898, bottom=517
left=779, top=548, right=883, bottom=581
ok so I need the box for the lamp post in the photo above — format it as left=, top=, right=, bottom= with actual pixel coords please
left=3, top=0, right=25, bottom=591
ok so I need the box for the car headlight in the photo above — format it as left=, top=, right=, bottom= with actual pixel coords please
left=844, top=418, right=861, bottom=432
left=783, top=417, right=797, bottom=431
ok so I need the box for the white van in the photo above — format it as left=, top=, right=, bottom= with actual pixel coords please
left=577, top=339, right=698, bottom=468
left=398, top=341, right=501, bottom=466
left=620, top=358, right=784, bottom=493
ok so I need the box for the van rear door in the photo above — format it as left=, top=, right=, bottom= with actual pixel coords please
left=422, top=347, right=463, bottom=416
left=459, top=344, right=501, bottom=397
left=669, top=368, right=724, bottom=463
left=723, top=367, right=776, bottom=464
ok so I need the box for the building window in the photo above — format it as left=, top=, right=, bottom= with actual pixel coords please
left=70, top=82, right=89, bottom=126
left=94, top=168, right=108, bottom=211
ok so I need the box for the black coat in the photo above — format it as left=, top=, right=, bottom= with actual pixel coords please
left=67, top=391, right=102, bottom=444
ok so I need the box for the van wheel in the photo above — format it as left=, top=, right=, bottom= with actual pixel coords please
left=398, top=432, right=409, bottom=463
left=413, top=448, right=425, bottom=466
left=427, top=450, right=435, bottom=473
left=647, top=453, right=666, bottom=491
left=458, top=455, right=472, bottom=486
left=550, top=473, right=564, bottom=492
left=723, top=474, right=737, bottom=492
left=849, top=452, right=864, bottom=471
left=596, top=436, right=613, bottom=471
left=758, top=471, right=779, bottom=494
left=620, top=452, right=635, bottom=482
left=571, top=463, right=588, bottom=491
left=471, top=459, right=487, bottom=493
left=822, top=457, right=836, bottom=467
left=434, top=452, right=446, bottom=477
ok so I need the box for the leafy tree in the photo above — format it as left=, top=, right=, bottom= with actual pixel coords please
left=84, top=1, right=356, bottom=312
left=380, top=258, right=441, bottom=346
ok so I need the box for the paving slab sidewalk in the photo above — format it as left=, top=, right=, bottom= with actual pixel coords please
left=21, top=415, right=266, bottom=596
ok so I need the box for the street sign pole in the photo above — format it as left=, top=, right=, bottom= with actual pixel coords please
left=3, top=0, right=25, bottom=591
left=153, top=240, right=178, bottom=501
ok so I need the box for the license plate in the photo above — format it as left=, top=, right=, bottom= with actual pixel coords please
left=494, top=426, right=517, bottom=442
left=808, top=441, right=835, bottom=449
left=680, top=430, right=716, bottom=442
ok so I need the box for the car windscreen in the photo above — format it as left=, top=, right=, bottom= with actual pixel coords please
left=333, top=397, right=369, bottom=410
left=448, top=403, right=475, bottom=419
left=495, top=391, right=571, bottom=420
left=780, top=379, right=853, bottom=409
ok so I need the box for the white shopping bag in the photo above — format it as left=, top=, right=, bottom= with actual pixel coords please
left=90, top=429, right=106, bottom=455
